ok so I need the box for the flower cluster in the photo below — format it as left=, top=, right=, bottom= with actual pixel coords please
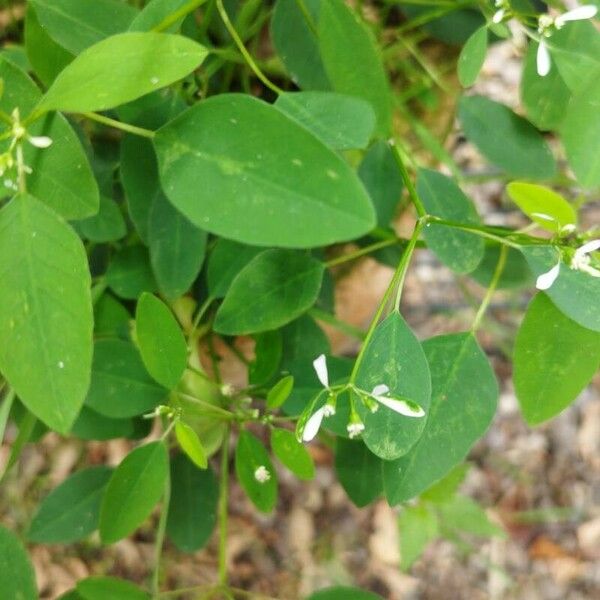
left=536, top=239, right=600, bottom=290
left=298, top=354, right=425, bottom=443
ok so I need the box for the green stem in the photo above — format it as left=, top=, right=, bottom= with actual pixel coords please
left=389, top=140, right=427, bottom=217
left=152, top=0, right=209, bottom=32
left=15, top=142, right=27, bottom=194
left=218, top=427, right=231, bottom=587
left=0, top=410, right=36, bottom=483
left=0, top=388, right=15, bottom=444
left=81, top=112, right=155, bottom=139
left=324, top=238, right=402, bottom=267
left=309, top=307, right=366, bottom=341
left=215, top=0, right=283, bottom=95
left=428, top=217, right=522, bottom=248
left=152, top=439, right=172, bottom=598
left=471, top=244, right=508, bottom=332
left=394, top=220, right=425, bottom=312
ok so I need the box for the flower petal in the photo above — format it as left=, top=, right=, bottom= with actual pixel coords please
left=374, top=395, right=425, bottom=418
left=556, top=5, right=598, bottom=26
left=312, top=354, right=329, bottom=388
left=576, top=239, right=600, bottom=256
left=371, top=384, right=389, bottom=397
left=492, top=9, right=505, bottom=23
left=28, top=135, right=53, bottom=148
left=302, top=406, right=325, bottom=442
left=536, top=41, right=551, bottom=77
left=535, top=262, right=560, bottom=290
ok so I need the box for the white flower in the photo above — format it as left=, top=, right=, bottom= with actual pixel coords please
left=370, top=384, right=426, bottom=418
left=302, top=405, right=327, bottom=442
left=492, top=8, right=505, bottom=23
left=28, top=135, right=53, bottom=149
left=300, top=355, right=337, bottom=442
left=347, top=421, right=365, bottom=439
left=571, top=239, right=600, bottom=278
left=536, top=5, right=598, bottom=76
left=313, top=354, right=329, bottom=388
left=536, top=262, right=560, bottom=290
left=254, top=465, right=271, bottom=483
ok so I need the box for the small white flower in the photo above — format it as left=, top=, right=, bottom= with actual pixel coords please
left=536, top=41, right=552, bottom=76
left=370, top=384, right=426, bottom=418
left=302, top=405, right=326, bottom=442
left=536, top=262, right=560, bottom=290
left=571, top=239, right=600, bottom=278
left=492, top=8, right=505, bottom=23
left=254, top=465, right=271, bottom=483
left=313, top=354, right=329, bottom=388
left=28, top=135, right=53, bottom=149
left=347, top=421, right=365, bottom=439
left=300, top=355, right=337, bottom=442
left=555, top=5, right=598, bottom=28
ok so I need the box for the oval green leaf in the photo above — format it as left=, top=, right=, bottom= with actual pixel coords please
left=99, top=441, right=168, bottom=544
left=175, top=422, right=207, bottom=469
left=77, top=576, right=149, bottom=600
left=458, top=26, right=487, bottom=87
left=271, top=428, right=314, bottom=480
left=78, top=196, right=126, bottom=243
left=154, top=94, right=375, bottom=248
left=214, top=250, right=325, bottom=335
left=106, top=245, right=157, bottom=300
left=514, top=293, right=600, bottom=425
left=266, top=376, right=294, bottom=409
left=335, top=439, right=382, bottom=507
left=39, top=32, right=207, bottom=113
left=0, top=525, right=38, bottom=600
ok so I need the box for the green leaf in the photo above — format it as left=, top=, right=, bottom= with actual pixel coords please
left=0, top=195, right=93, bottom=433
left=129, top=0, right=190, bottom=32
left=235, top=430, right=277, bottom=512
left=561, top=76, right=600, bottom=188
left=355, top=313, right=431, bottom=460
left=39, top=32, right=207, bottom=113
left=358, top=140, right=403, bottom=227
left=384, top=333, right=497, bottom=504
left=270, top=0, right=329, bottom=90
left=77, top=577, right=149, bottom=600
left=214, top=250, right=324, bottom=335
left=470, top=244, right=533, bottom=290
left=318, top=0, right=391, bottom=136
left=25, top=5, right=74, bottom=87
left=0, top=58, right=99, bottom=220
left=506, top=182, right=576, bottom=232
left=521, top=245, right=600, bottom=332
left=458, top=95, right=556, bottom=180
left=271, top=428, right=314, bottom=480
left=154, top=94, right=375, bottom=248
left=71, top=408, right=142, bottom=441
left=335, top=439, right=382, bottom=507
left=28, top=466, right=112, bottom=543
left=249, top=331, right=283, bottom=386
left=398, top=505, right=439, bottom=571
left=167, top=454, right=218, bottom=553
left=514, top=293, right=600, bottom=425
left=0, top=525, right=38, bottom=600
left=29, top=0, right=138, bottom=55
left=275, top=92, right=375, bottom=150
left=307, top=587, right=384, bottom=600
left=206, top=239, right=262, bottom=299
left=438, top=495, right=504, bottom=537
left=93, top=293, right=131, bottom=338
left=85, top=339, right=167, bottom=418
left=175, top=422, right=207, bottom=469
left=421, top=463, right=470, bottom=504
left=148, top=193, right=207, bottom=300
left=520, top=43, right=571, bottom=131
left=417, top=169, right=484, bottom=273
left=135, top=293, right=187, bottom=390
left=266, top=376, right=294, bottom=409
left=79, top=196, right=126, bottom=243
left=106, top=245, right=157, bottom=300
left=100, top=441, right=168, bottom=543
left=458, top=26, right=487, bottom=87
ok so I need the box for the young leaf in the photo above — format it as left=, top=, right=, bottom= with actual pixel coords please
left=458, top=95, right=556, bottom=179
left=99, top=441, right=168, bottom=544
left=85, top=339, right=167, bottom=418
left=398, top=505, right=439, bottom=571
left=271, top=0, right=330, bottom=90
left=214, top=250, right=325, bottom=335
left=175, top=422, right=208, bottom=469
left=266, top=376, right=294, bottom=409
left=148, top=193, right=207, bottom=300
left=0, top=57, right=99, bottom=219
left=106, top=245, right=157, bottom=300
left=154, top=94, right=375, bottom=248
left=417, top=169, right=484, bottom=273
left=235, top=430, right=277, bottom=513
left=39, top=33, right=207, bottom=113
left=514, top=293, right=600, bottom=425
left=135, top=293, right=187, bottom=390
left=167, top=454, right=218, bottom=553
left=506, top=182, right=576, bottom=232
left=318, top=0, right=392, bottom=136
left=0, top=525, right=38, bottom=600
left=384, top=334, right=497, bottom=504
left=355, top=313, right=432, bottom=460
left=28, top=466, right=112, bottom=543
left=76, top=576, right=149, bottom=600
left=458, top=26, right=487, bottom=87
left=0, top=195, right=93, bottom=434
left=358, top=140, right=403, bottom=227
left=271, top=428, right=314, bottom=480
left=521, top=245, right=600, bottom=332
left=29, top=0, right=138, bottom=55
left=78, top=196, right=126, bottom=243
left=335, top=439, right=382, bottom=507
left=274, top=92, right=375, bottom=150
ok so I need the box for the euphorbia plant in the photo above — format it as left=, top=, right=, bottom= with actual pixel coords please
left=0, top=0, right=598, bottom=598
